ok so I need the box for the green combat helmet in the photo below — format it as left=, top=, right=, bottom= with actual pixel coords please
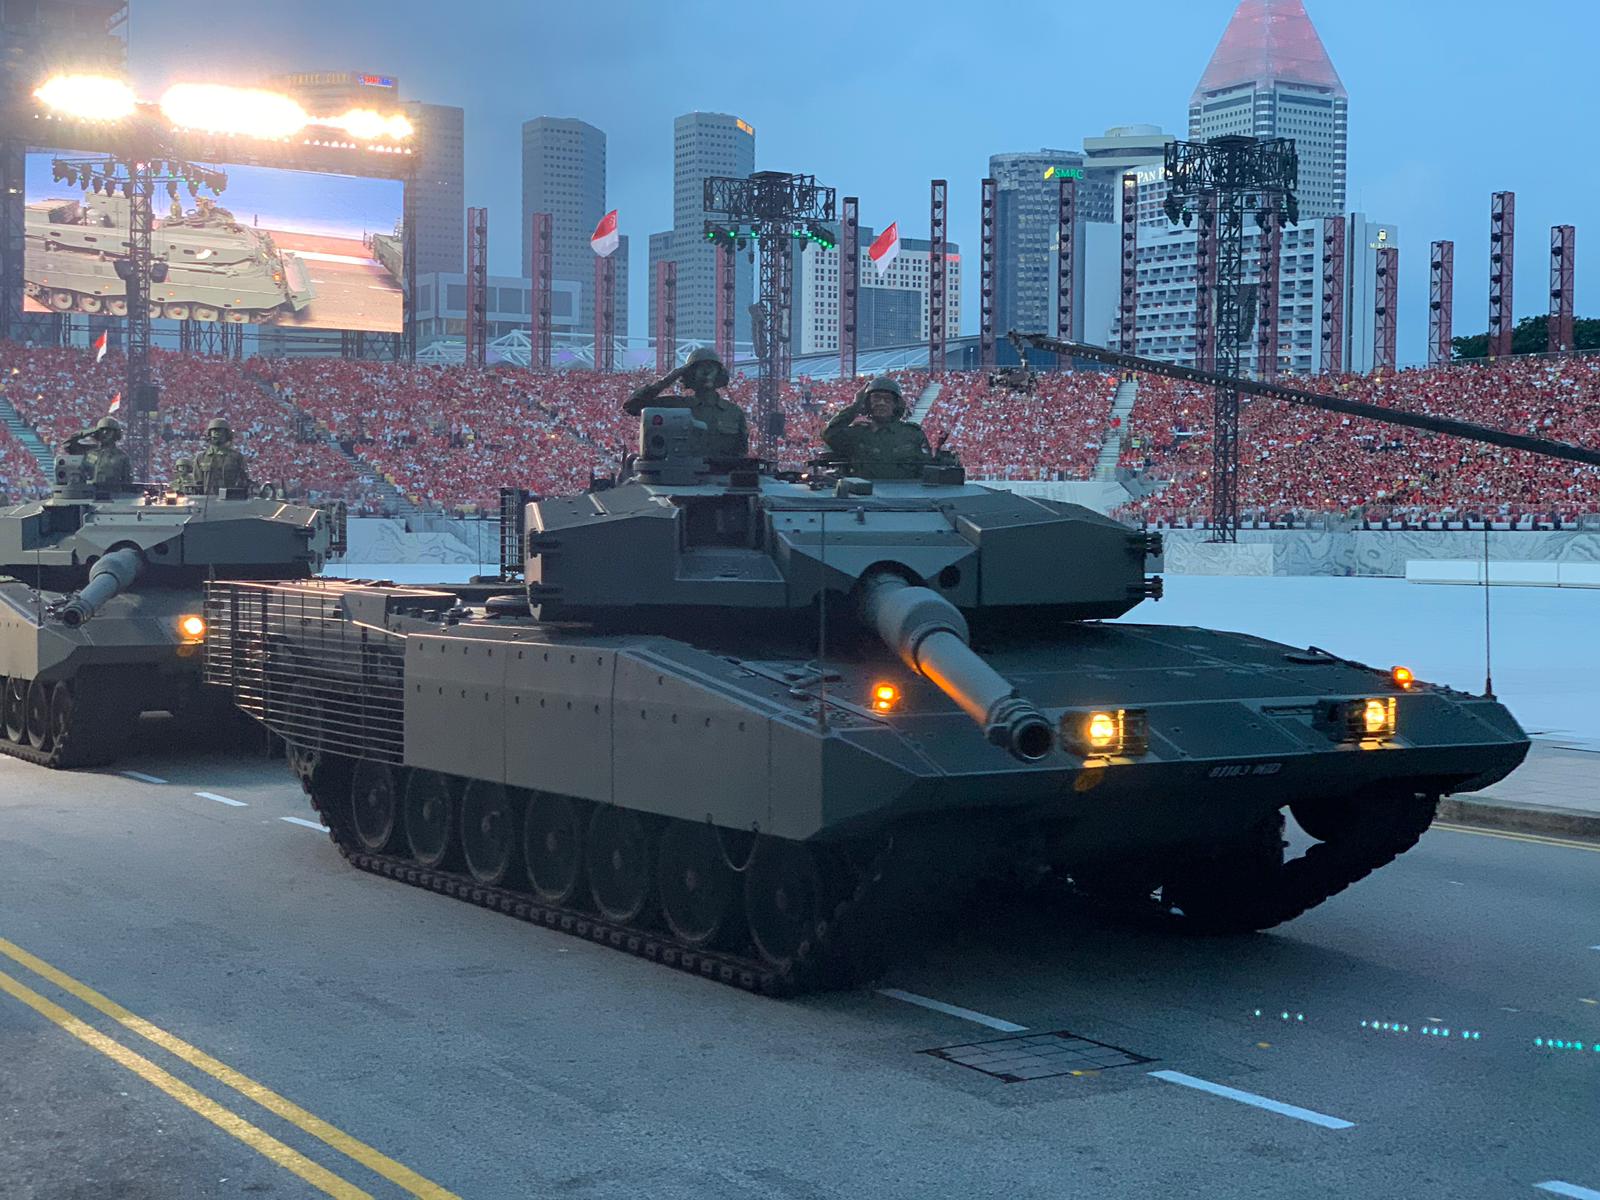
left=683, top=346, right=730, bottom=388
left=862, top=375, right=906, bottom=419
left=95, top=415, right=124, bottom=441
left=205, top=417, right=234, bottom=445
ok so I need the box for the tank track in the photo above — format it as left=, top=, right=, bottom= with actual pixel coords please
left=0, top=673, right=137, bottom=769
left=299, top=758, right=893, bottom=997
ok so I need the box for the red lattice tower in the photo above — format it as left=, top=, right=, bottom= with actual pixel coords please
left=1488, top=191, right=1515, bottom=358
left=839, top=196, right=859, bottom=379
left=979, top=178, right=997, bottom=368
left=1057, top=176, right=1077, bottom=341
left=714, top=243, right=735, bottom=367
left=928, top=179, right=948, bottom=372
left=1118, top=174, right=1138, bottom=354
left=1319, top=215, right=1346, bottom=375
left=465, top=206, right=488, bottom=366
left=530, top=212, right=553, bottom=370
left=1255, top=206, right=1282, bottom=380
left=655, top=259, right=677, bottom=374
left=1428, top=240, right=1454, bottom=368
left=593, top=254, right=615, bottom=372
left=1373, top=245, right=1398, bottom=372
left=1549, top=225, right=1575, bottom=354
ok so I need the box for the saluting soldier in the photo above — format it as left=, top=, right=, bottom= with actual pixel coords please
left=64, top=416, right=133, bottom=492
left=193, top=417, right=252, bottom=495
left=623, top=347, right=749, bottom=460
left=822, top=376, right=935, bottom=481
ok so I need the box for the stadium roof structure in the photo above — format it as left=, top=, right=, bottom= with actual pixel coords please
left=1192, top=0, right=1346, bottom=100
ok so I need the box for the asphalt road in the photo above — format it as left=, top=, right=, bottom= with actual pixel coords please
left=1, top=734, right=1596, bottom=1200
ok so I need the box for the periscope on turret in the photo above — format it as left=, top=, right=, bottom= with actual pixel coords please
left=201, top=386, right=1529, bottom=994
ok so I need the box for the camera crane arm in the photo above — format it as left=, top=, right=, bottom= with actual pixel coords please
left=1010, top=332, right=1600, bottom=470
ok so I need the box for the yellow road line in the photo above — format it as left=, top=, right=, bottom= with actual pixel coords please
left=0, top=967, right=371, bottom=1200
left=1431, top=822, right=1600, bottom=854
left=0, top=937, right=460, bottom=1200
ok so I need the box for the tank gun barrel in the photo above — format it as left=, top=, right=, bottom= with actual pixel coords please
left=57, top=548, right=143, bottom=628
left=859, top=571, right=1054, bottom=762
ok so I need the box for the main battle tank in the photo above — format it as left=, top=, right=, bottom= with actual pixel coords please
left=204, top=408, right=1529, bottom=993
left=25, top=193, right=315, bottom=323
left=0, top=449, right=339, bottom=767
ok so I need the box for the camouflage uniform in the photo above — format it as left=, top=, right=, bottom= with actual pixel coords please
left=69, top=416, right=133, bottom=491
left=194, top=418, right=252, bottom=494
left=624, top=347, right=749, bottom=459
left=822, top=376, right=933, bottom=481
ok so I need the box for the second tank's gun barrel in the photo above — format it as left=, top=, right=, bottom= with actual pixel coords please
left=57, top=547, right=143, bottom=628
left=859, top=571, right=1054, bottom=762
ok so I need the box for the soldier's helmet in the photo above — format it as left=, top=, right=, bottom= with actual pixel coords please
left=94, top=415, right=123, bottom=441
left=683, top=346, right=730, bottom=388
left=865, top=375, right=907, bottom=419
left=205, top=417, right=234, bottom=443
left=174, top=456, right=193, bottom=474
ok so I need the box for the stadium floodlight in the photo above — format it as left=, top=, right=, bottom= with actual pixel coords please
left=159, top=83, right=309, bottom=140
left=33, top=74, right=137, bottom=122
left=328, top=108, right=414, bottom=141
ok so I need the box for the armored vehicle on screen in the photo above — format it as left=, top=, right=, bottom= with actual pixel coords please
left=24, top=193, right=314, bottom=323
left=0, top=450, right=339, bottom=767
left=203, top=403, right=1529, bottom=994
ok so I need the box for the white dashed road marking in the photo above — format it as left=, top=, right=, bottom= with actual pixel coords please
left=1149, top=1069, right=1355, bottom=1130
left=194, top=791, right=247, bottom=807
left=280, top=816, right=329, bottom=832
left=120, top=771, right=167, bottom=785
left=1536, top=1182, right=1600, bottom=1200
left=876, top=988, right=1028, bottom=1033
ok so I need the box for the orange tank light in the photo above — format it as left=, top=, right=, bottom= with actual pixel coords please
left=871, top=683, right=900, bottom=712
left=1392, top=666, right=1414, bottom=690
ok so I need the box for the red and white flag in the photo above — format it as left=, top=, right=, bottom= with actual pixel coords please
left=106, top=392, right=121, bottom=415
left=92, top=331, right=108, bottom=363
left=590, top=209, right=619, bottom=258
left=868, top=222, right=900, bottom=276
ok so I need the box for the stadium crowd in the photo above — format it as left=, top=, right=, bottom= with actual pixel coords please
left=0, top=339, right=1595, bottom=523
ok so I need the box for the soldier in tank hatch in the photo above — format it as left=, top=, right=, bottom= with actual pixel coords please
left=624, top=347, right=749, bottom=460
left=193, top=418, right=252, bottom=495
left=63, top=416, right=133, bottom=492
left=822, top=376, right=936, bottom=481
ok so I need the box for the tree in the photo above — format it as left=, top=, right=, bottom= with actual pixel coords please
left=1452, top=315, right=1600, bottom=359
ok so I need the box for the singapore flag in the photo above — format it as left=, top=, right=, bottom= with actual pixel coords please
left=868, top=222, right=900, bottom=276
left=590, top=209, right=619, bottom=258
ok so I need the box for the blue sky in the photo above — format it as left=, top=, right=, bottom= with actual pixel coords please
left=125, top=0, right=1597, bottom=363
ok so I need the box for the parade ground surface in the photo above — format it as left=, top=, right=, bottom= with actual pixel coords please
left=1, top=573, right=1596, bottom=1199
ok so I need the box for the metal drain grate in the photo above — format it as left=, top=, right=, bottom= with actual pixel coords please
left=924, top=1031, right=1154, bottom=1083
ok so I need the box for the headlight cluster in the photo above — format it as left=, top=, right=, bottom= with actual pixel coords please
left=1318, top=696, right=1397, bottom=743
left=1062, top=708, right=1150, bottom=758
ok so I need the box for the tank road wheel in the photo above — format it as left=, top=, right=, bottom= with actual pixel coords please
left=163, top=303, right=191, bottom=321
left=1162, top=813, right=1287, bottom=934
left=49, top=290, right=75, bottom=312
left=3, top=678, right=27, bottom=743
left=47, top=682, right=75, bottom=753
left=350, top=760, right=401, bottom=853
left=25, top=679, right=54, bottom=751
left=1290, top=797, right=1364, bottom=843
left=223, top=309, right=249, bottom=324
left=193, top=305, right=220, bottom=323
left=586, top=806, right=656, bottom=925
left=403, top=770, right=458, bottom=869
left=107, top=299, right=128, bottom=317
left=460, top=781, right=521, bottom=886
left=79, top=295, right=104, bottom=315
left=743, top=838, right=824, bottom=971
left=658, top=820, right=738, bottom=950
left=522, top=791, right=586, bottom=904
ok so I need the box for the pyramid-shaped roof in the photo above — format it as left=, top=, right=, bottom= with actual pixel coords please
left=1193, top=0, right=1346, bottom=101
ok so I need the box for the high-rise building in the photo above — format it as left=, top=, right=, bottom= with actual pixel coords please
left=520, top=117, right=607, bottom=332
left=648, top=112, right=755, bottom=345
left=794, top=225, right=962, bottom=355
left=404, top=102, right=464, bottom=276
left=1080, top=125, right=1175, bottom=223
left=269, top=70, right=403, bottom=112
left=988, top=150, right=1082, bottom=340
left=1189, top=0, right=1348, bottom=220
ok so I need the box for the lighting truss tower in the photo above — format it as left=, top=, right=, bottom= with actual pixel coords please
left=704, top=171, right=836, bottom=453
left=1118, top=174, right=1139, bottom=354
left=839, top=195, right=859, bottom=379
left=1162, top=135, right=1299, bottom=542
left=53, top=154, right=225, bottom=478
left=1489, top=191, right=1515, bottom=358
left=1373, top=246, right=1398, bottom=372
left=1428, top=240, right=1454, bottom=367
left=714, top=244, right=735, bottom=366
left=1056, top=177, right=1077, bottom=342
left=1320, top=215, right=1346, bottom=375
left=655, top=259, right=677, bottom=374
left=530, top=212, right=553, bottom=370
left=979, top=179, right=997, bottom=368
left=1255, top=207, right=1282, bottom=381
left=401, top=161, right=418, bottom=363
left=465, top=207, right=488, bottom=366
left=593, top=254, right=616, bottom=372
left=1549, top=225, right=1575, bottom=354
left=928, top=179, right=948, bottom=372
left=1194, top=194, right=1217, bottom=372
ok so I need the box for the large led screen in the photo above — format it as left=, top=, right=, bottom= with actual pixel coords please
left=23, top=151, right=404, bottom=333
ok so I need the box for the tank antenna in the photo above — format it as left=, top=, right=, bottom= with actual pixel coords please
left=816, top=508, right=828, bottom=733
left=1481, top=519, right=1495, bottom=699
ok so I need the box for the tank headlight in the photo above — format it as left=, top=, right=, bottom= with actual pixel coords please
left=178, top=614, right=206, bottom=641
left=1339, top=696, right=1396, bottom=742
left=871, top=682, right=900, bottom=712
left=1063, top=708, right=1150, bottom=758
